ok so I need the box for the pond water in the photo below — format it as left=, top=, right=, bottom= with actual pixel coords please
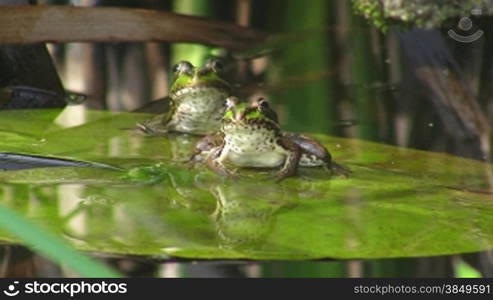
left=1, top=0, right=493, bottom=277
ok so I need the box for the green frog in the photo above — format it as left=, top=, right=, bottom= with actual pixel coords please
left=191, top=97, right=349, bottom=181
left=137, top=59, right=231, bottom=135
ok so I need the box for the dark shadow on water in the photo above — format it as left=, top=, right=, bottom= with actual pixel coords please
left=1, top=243, right=491, bottom=277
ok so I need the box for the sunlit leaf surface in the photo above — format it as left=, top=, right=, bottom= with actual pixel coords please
left=0, top=108, right=492, bottom=260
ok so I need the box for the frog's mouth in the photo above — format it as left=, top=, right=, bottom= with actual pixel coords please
left=171, top=81, right=230, bottom=98
left=223, top=118, right=280, bottom=134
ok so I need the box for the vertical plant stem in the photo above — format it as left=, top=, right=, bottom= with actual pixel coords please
left=348, top=12, right=379, bottom=141
left=171, top=0, right=213, bottom=66
left=268, top=0, right=337, bottom=134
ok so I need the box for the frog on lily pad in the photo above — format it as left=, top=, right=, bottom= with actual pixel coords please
left=190, top=97, right=350, bottom=181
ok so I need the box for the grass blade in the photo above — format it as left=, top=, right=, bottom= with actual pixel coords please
left=0, top=204, right=120, bottom=277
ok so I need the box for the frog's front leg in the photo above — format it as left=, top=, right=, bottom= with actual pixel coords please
left=136, top=114, right=171, bottom=135
left=136, top=98, right=175, bottom=136
left=186, top=133, right=223, bottom=167
left=275, top=138, right=301, bottom=182
left=206, top=146, right=236, bottom=177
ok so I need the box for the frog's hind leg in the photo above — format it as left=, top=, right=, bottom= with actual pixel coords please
left=284, top=132, right=331, bottom=165
left=275, top=138, right=301, bottom=182
left=284, top=132, right=350, bottom=177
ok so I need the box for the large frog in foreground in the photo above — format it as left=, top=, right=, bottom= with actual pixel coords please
left=137, top=59, right=231, bottom=136
left=191, top=97, right=349, bottom=181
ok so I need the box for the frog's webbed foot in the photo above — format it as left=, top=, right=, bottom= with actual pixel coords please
left=326, top=162, right=351, bottom=178
left=136, top=114, right=171, bottom=136
left=185, top=150, right=209, bottom=170
left=275, top=138, right=301, bottom=182
left=184, top=154, right=199, bottom=170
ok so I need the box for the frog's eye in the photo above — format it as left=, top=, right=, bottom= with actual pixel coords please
left=172, top=61, right=193, bottom=74
left=225, top=96, right=239, bottom=109
left=256, top=98, right=278, bottom=122
left=206, top=58, right=224, bottom=72
left=257, top=98, right=270, bottom=110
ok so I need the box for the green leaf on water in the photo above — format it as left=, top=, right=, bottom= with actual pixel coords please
left=0, top=108, right=492, bottom=260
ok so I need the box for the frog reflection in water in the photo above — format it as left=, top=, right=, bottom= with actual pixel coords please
left=210, top=183, right=296, bottom=250
left=137, top=59, right=231, bottom=136
left=192, top=97, right=349, bottom=181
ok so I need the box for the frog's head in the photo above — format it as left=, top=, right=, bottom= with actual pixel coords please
left=170, top=59, right=230, bottom=97
left=223, top=97, right=279, bottom=129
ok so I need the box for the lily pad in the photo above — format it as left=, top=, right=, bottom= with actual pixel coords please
left=0, top=108, right=492, bottom=260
